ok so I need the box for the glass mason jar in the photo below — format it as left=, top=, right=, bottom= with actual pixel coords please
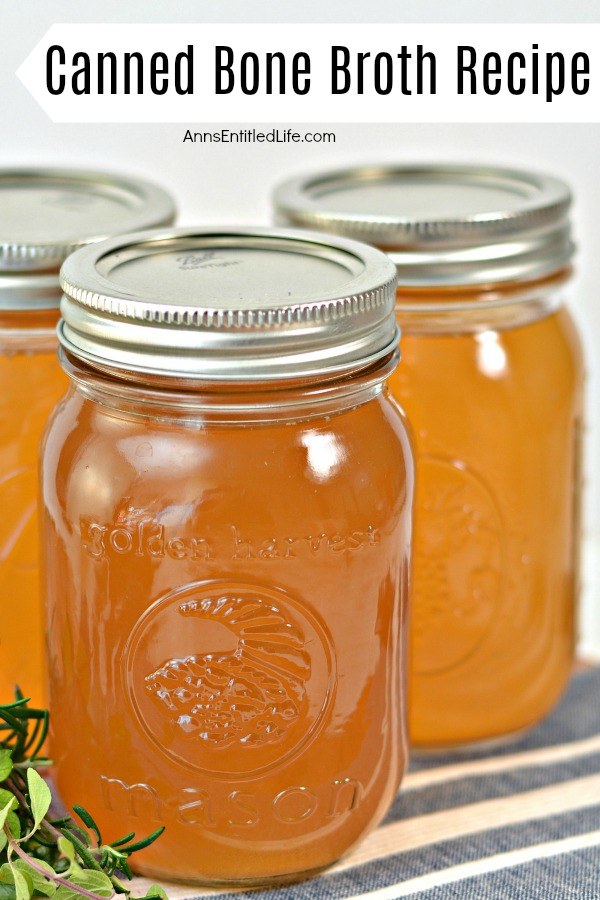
left=274, top=164, right=585, bottom=749
left=41, top=227, right=414, bottom=884
left=0, top=168, right=175, bottom=708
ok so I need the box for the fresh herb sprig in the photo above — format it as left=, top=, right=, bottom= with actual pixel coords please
left=0, top=690, right=167, bottom=900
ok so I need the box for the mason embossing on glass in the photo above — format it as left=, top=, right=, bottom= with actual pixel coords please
left=275, top=164, right=585, bottom=748
left=41, top=227, right=414, bottom=883
left=0, top=168, right=175, bottom=707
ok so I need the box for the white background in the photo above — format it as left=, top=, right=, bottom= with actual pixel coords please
left=1, top=0, right=599, bottom=652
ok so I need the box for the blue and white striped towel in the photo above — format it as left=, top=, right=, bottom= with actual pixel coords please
left=132, top=668, right=600, bottom=899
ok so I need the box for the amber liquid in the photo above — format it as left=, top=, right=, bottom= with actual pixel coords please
left=390, top=299, right=584, bottom=747
left=0, top=311, right=66, bottom=708
left=42, top=378, right=413, bottom=883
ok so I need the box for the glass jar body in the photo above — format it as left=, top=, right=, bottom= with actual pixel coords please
left=41, top=371, right=413, bottom=884
left=389, top=283, right=584, bottom=748
left=0, top=309, right=67, bottom=707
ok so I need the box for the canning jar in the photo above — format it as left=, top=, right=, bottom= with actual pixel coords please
left=41, top=227, right=414, bottom=884
left=275, top=164, right=585, bottom=748
left=0, top=169, right=175, bottom=707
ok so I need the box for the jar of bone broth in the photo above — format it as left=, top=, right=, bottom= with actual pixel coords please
left=41, top=227, right=414, bottom=884
left=0, top=168, right=175, bottom=707
left=274, top=164, right=584, bottom=749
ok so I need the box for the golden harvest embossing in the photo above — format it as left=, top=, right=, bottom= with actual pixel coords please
left=80, top=519, right=381, bottom=560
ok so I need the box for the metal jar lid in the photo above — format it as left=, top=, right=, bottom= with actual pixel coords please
left=59, top=226, right=399, bottom=382
left=273, top=164, right=574, bottom=287
left=0, top=168, right=176, bottom=310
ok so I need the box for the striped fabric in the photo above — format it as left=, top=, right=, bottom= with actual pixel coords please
left=131, top=668, right=600, bottom=899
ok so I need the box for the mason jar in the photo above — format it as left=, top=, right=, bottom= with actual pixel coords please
left=0, top=168, right=175, bottom=708
left=274, top=164, right=585, bottom=749
left=41, top=227, right=414, bottom=884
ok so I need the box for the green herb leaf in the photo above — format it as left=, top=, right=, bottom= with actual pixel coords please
left=0, top=710, right=26, bottom=738
left=56, top=839, right=75, bottom=864
left=143, top=887, right=168, bottom=900
left=1, top=689, right=167, bottom=900
left=26, top=769, right=51, bottom=831
left=107, top=835, right=134, bottom=850
left=0, top=794, right=15, bottom=813
left=0, top=871, right=16, bottom=900
left=55, top=871, right=113, bottom=900
left=72, top=871, right=113, bottom=896
left=0, top=799, right=17, bottom=832
left=0, top=753, right=12, bottom=782
left=117, top=828, right=165, bottom=855
left=8, top=866, right=31, bottom=900
left=59, top=831, right=99, bottom=873
left=71, top=810, right=101, bottom=848
left=5, top=813, right=20, bottom=841
left=52, top=888, right=79, bottom=900
left=12, top=860, right=56, bottom=897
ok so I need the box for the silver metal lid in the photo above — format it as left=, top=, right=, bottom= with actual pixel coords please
left=274, top=164, right=574, bottom=287
left=0, top=168, right=176, bottom=309
left=0, top=272, right=62, bottom=312
left=59, top=227, right=399, bottom=382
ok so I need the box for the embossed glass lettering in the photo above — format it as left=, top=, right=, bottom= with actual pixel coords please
left=80, top=518, right=380, bottom=561
left=99, top=775, right=363, bottom=831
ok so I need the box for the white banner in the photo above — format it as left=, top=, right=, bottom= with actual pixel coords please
left=16, top=23, right=600, bottom=123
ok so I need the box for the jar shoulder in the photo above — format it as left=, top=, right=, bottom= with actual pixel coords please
left=397, top=306, right=584, bottom=390
left=41, top=389, right=414, bottom=523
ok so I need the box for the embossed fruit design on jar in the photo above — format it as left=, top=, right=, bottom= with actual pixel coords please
left=275, top=164, right=584, bottom=748
left=0, top=169, right=175, bottom=707
left=41, top=228, right=413, bottom=884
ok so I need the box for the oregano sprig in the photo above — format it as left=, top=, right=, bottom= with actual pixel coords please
left=0, top=690, right=167, bottom=900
